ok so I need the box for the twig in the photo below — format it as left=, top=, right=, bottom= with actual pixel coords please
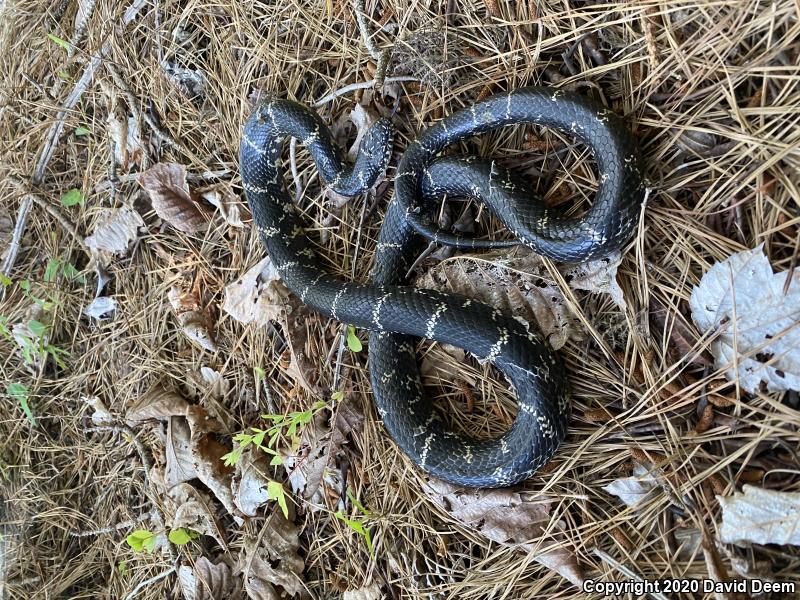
left=70, top=510, right=158, bottom=537
left=1, top=194, right=33, bottom=279
left=33, top=0, right=149, bottom=184
left=591, top=548, right=671, bottom=600
left=313, top=76, right=417, bottom=107
left=353, top=0, right=392, bottom=86
left=123, top=566, right=176, bottom=600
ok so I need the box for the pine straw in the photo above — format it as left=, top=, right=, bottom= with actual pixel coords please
left=1, top=0, right=799, bottom=598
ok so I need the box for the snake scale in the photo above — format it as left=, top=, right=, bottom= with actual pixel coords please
left=240, top=87, right=646, bottom=487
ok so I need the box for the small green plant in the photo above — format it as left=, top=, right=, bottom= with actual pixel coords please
left=346, top=325, right=362, bottom=352
left=125, top=529, right=157, bottom=552
left=60, top=188, right=84, bottom=207
left=18, top=280, right=55, bottom=310
left=44, top=257, right=85, bottom=284
left=168, top=528, right=201, bottom=545
left=14, top=320, right=69, bottom=370
left=6, top=383, right=34, bottom=425
left=46, top=33, right=70, bottom=51
left=117, top=561, right=129, bottom=576
left=0, top=273, right=11, bottom=287
left=267, top=480, right=289, bottom=519
left=74, top=126, right=91, bottom=137
left=221, top=400, right=327, bottom=467
left=335, top=489, right=373, bottom=556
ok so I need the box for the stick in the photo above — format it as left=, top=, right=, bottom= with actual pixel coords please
left=1, top=195, right=33, bottom=279
left=122, top=566, right=176, bottom=600
left=313, top=76, right=417, bottom=107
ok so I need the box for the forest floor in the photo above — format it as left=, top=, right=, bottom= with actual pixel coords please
left=1, top=0, right=799, bottom=598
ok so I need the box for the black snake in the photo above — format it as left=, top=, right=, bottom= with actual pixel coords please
left=240, top=87, right=646, bottom=488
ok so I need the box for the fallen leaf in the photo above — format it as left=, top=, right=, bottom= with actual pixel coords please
left=161, top=60, right=206, bottom=100
left=280, top=306, right=323, bottom=395
left=343, top=583, right=383, bottom=600
left=200, top=366, right=231, bottom=401
left=420, top=344, right=470, bottom=384
left=717, top=484, right=800, bottom=546
left=232, top=450, right=272, bottom=517
left=84, top=296, right=118, bottom=320
left=689, top=245, right=800, bottom=393
left=84, top=207, right=144, bottom=257
left=82, top=395, right=113, bottom=425
left=140, top=163, right=208, bottom=233
left=603, top=464, right=658, bottom=507
left=168, top=286, right=218, bottom=352
left=126, top=385, right=190, bottom=425
left=424, top=479, right=584, bottom=586
left=202, top=188, right=247, bottom=228
left=239, top=515, right=305, bottom=599
left=676, top=129, right=717, bottom=155
left=649, top=298, right=712, bottom=367
left=191, top=430, right=237, bottom=518
left=165, top=416, right=197, bottom=487
left=169, top=482, right=227, bottom=549
left=565, top=251, right=627, bottom=310
left=178, top=557, right=239, bottom=600
left=222, top=257, right=292, bottom=327
left=416, top=246, right=578, bottom=350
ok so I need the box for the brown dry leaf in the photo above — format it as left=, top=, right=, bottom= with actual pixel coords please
left=84, top=206, right=144, bottom=257
left=170, top=482, right=227, bottom=549
left=280, top=306, right=323, bottom=395
left=602, top=465, right=659, bottom=507
left=191, top=430, right=237, bottom=518
left=239, top=514, right=305, bottom=599
left=282, top=412, right=337, bottom=504
left=140, top=162, right=209, bottom=233
left=202, top=188, right=248, bottom=228
left=178, top=557, right=240, bottom=600
left=565, top=251, right=626, bottom=309
left=424, top=479, right=584, bottom=586
left=329, top=395, right=365, bottom=458
left=168, top=286, right=218, bottom=352
left=650, top=298, right=712, bottom=367
left=223, top=257, right=292, bottom=327
left=232, top=450, right=272, bottom=517
left=165, top=416, right=196, bottom=487
left=420, top=344, right=469, bottom=384
left=416, top=246, right=578, bottom=350
left=126, top=385, right=190, bottom=425
left=82, top=395, right=113, bottom=426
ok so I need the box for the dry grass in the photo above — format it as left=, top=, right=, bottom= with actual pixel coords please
left=1, top=0, right=799, bottom=598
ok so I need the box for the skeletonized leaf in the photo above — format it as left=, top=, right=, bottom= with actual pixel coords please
left=689, top=245, right=800, bottom=393
left=84, top=296, right=118, bottom=320
left=84, top=207, right=144, bottom=257
left=239, top=515, right=305, bottom=598
left=717, top=485, right=800, bottom=546
left=222, top=257, right=292, bottom=327
left=140, top=163, right=208, bottom=233
left=603, top=464, right=658, bottom=507
left=416, top=246, right=578, bottom=350
left=424, top=479, right=584, bottom=585
left=178, top=557, right=239, bottom=600
left=565, top=251, right=627, bottom=310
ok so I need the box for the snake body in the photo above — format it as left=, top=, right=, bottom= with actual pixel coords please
left=241, top=87, right=646, bottom=487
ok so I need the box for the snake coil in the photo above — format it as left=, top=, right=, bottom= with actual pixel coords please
left=241, top=87, right=646, bottom=487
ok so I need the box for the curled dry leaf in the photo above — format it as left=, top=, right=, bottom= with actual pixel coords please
left=232, top=449, right=272, bottom=518
left=83, top=296, right=118, bottom=320
left=168, top=286, right=218, bottom=352
left=424, top=479, right=584, bottom=586
left=281, top=306, right=323, bottom=395
left=416, top=246, right=578, bottom=350
left=602, top=464, right=658, bottom=507
left=689, top=245, right=800, bottom=393
left=202, top=188, right=247, bottom=228
left=161, top=60, right=206, bottom=100
left=178, top=557, right=240, bottom=600
left=223, top=257, right=292, bottom=327
left=565, top=251, right=627, bottom=310
left=200, top=366, right=231, bottom=400
left=239, top=514, right=305, bottom=599
left=140, top=163, right=208, bottom=233
left=717, top=485, right=800, bottom=547
left=107, top=109, right=143, bottom=171
left=169, top=482, right=227, bottom=549
left=126, top=385, right=190, bottom=425
left=84, top=206, right=144, bottom=257
left=82, top=395, right=113, bottom=425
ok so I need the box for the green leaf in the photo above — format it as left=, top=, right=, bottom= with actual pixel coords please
left=60, top=261, right=85, bottom=282
left=346, top=325, right=362, bottom=352
left=254, top=366, right=266, bottom=380
left=126, top=529, right=156, bottom=552
left=60, top=188, right=84, bottom=207
left=347, top=489, right=370, bottom=516
left=7, top=383, right=35, bottom=426
left=28, top=320, right=48, bottom=337
left=0, top=273, right=11, bottom=287
left=312, top=400, right=327, bottom=411
left=117, top=561, right=128, bottom=576
left=252, top=430, right=266, bottom=447
left=18, top=280, right=30, bottom=292
left=74, top=126, right=91, bottom=136
left=46, top=33, right=70, bottom=51
left=267, top=480, right=289, bottom=518
left=57, top=69, right=70, bottom=80
left=44, top=258, right=61, bottom=283
left=168, top=528, right=198, bottom=545
left=269, top=454, right=283, bottom=466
